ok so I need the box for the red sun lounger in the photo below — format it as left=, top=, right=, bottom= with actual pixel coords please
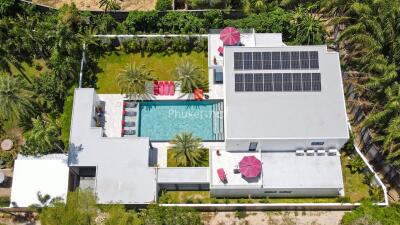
left=159, top=81, right=164, bottom=95
left=194, top=88, right=204, bottom=101
left=217, top=168, right=227, bottom=182
left=169, top=81, right=175, bottom=96
left=164, top=81, right=170, bottom=96
left=153, top=81, right=159, bottom=95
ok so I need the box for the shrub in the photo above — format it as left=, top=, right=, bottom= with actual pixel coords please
left=193, top=37, right=208, bottom=53
left=234, top=210, right=247, bottom=219
left=337, top=196, right=351, bottom=203
left=348, top=156, right=365, bottom=173
left=146, top=37, right=165, bottom=53
left=203, top=10, right=224, bottom=30
left=121, top=38, right=145, bottom=53
left=123, top=11, right=159, bottom=33
left=155, top=0, right=172, bottom=11
left=0, top=151, right=14, bottom=168
left=171, top=37, right=190, bottom=53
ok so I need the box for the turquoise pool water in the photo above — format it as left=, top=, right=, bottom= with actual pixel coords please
left=139, top=100, right=224, bottom=141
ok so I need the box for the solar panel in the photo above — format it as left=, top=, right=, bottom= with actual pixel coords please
left=302, top=73, right=312, bottom=91
left=254, top=73, right=264, bottom=91
left=300, top=51, right=310, bottom=69
left=292, top=73, right=302, bottom=91
left=243, top=52, right=253, bottom=70
left=253, top=52, right=263, bottom=70
left=235, top=73, right=244, bottom=91
left=290, top=52, right=300, bottom=69
left=234, top=52, right=243, bottom=70
left=262, top=52, right=272, bottom=69
left=244, top=73, right=254, bottom=91
left=273, top=73, right=283, bottom=91
left=283, top=73, right=293, bottom=91
left=263, top=73, right=273, bottom=91
left=311, top=73, right=321, bottom=91
left=272, top=52, right=281, bottom=69
left=281, top=52, right=291, bottom=69
left=309, top=51, right=318, bottom=59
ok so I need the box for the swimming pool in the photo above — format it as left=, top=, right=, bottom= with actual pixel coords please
left=138, top=100, right=224, bottom=141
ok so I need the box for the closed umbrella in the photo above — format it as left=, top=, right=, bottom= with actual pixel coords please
left=239, top=156, right=262, bottom=178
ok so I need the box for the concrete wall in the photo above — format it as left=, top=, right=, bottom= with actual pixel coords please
left=225, top=138, right=348, bottom=151
left=210, top=187, right=343, bottom=198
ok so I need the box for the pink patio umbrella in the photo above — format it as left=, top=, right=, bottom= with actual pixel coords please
left=239, top=156, right=262, bottom=178
left=220, top=27, right=240, bottom=46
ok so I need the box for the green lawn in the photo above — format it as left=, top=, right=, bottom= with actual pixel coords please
left=167, top=148, right=209, bottom=167
left=60, top=85, right=76, bottom=149
left=341, top=155, right=372, bottom=202
left=96, top=51, right=208, bottom=94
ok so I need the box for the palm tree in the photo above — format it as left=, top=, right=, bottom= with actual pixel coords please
left=292, top=7, right=325, bottom=45
left=174, top=60, right=203, bottom=93
left=117, top=63, right=154, bottom=99
left=22, top=115, right=63, bottom=156
left=0, top=74, right=34, bottom=122
left=169, top=132, right=204, bottom=167
left=99, top=0, right=121, bottom=12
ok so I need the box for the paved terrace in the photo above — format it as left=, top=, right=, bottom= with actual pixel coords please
left=210, top=150, right=263, bottom=187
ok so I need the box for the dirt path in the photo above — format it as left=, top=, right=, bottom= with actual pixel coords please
left=32, top=0, right=156, bottom=11
left=202, top=211, right=347, bottom=225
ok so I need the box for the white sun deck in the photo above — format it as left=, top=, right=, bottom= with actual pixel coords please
left=210, top=150, right=262, bottom=187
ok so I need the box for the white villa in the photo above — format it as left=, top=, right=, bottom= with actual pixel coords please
left=10, top=29, right=349, bottom=206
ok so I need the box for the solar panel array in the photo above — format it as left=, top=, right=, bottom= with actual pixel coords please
left=235, top=73, right=321, bottom=92
left=234, top=51, right=319, bottom=70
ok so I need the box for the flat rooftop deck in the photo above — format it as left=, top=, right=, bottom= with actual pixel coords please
left=262, top=151, right=344, bottom=189
left=211, top=150, right=262, bottom=187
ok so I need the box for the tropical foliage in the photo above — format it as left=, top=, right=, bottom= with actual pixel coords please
left=174, top=60, right=204, bottom=93
left=341, top=201, right=400, bottom=225
left=169, top=132, right=205, bottom=167
left=39, top=189, right=202, bottom=225
left=117, top=63, right=154, bottom=99
left=99, top=0, right=121, bottom=12
left=0, top=74, right=34, bottom=122
left=326, top=0, right=400, bottom=169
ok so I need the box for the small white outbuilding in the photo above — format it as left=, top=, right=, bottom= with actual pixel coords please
left=10, top=154, right=69, bottom=207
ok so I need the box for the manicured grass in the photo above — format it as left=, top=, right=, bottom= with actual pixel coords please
left=159, top=191, right=339, bottom=204
left=167, top=148, right=209, bottom=167
left=341, top=155, right=371, bottom=202
left=96, top=51, right=208, bottom=94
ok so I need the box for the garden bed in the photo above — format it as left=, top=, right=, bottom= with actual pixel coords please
left=96, top=51, right=208, bottom=94
left=167, top=148, right=209, bottom=167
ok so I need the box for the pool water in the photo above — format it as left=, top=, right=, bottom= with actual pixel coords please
left=138, top=100, right=224, bottom=141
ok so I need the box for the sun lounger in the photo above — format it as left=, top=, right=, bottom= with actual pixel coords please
left=194, top=88, right=204, bottom=101
left=159, top=81, right=164, bottom=95
left=124, top=129, right=136, bottom=135
left=125, top=111, right=137, bottom=116
left=153, top=81, right=159, bottom=95
left=125, top=101, right=137, bottom=108
left=169, top=81, right=175, bottom=96
left=217, top=168, right=227, bottom=182
left=164, top=81, right=170, bottom=95
left=124, top=121, right=135, bottom=127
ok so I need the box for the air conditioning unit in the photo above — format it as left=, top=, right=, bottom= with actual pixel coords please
left=317, top=150, right=326, bottom=156
left=306, top=150, right=315, bottom=156
left=328, top=149, right=338, bottom=156
left=296, top=150, right=305, bottom=156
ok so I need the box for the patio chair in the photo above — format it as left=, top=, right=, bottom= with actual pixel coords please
left=217, top=168, right=227, bottom=183
left=125, top=111, right=137, bottom=117
left=233, top=168, right=240, bottom=174
left=124, top=129, right=136, bottom=135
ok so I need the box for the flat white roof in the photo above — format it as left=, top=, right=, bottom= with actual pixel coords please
left=262, top=152, right=344, bottom=189
left=69, top=89, right=157, bottom=204
left=10, top=154, right=69, bottom=207
left=157, top=167, right=209, bottom=183
left=224, top=45, right=348, bottom=140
